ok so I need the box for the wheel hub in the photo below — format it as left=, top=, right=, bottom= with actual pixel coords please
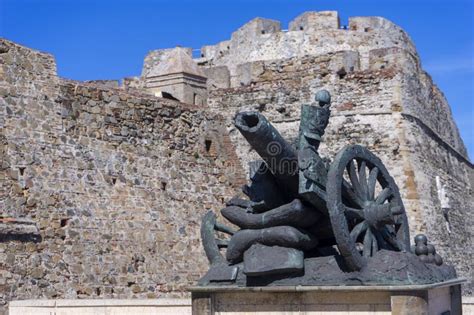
left=363, top=202, right=394, bottom=229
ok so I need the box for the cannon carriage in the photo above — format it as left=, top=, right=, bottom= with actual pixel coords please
left=201, top=90, right=411, bottom=278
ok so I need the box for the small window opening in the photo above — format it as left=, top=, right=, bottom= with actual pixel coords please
left=18, top=167, right=26, bottom=176
left=201, top=53, right=205, bottom=58
left=337, top=68, right=347, bottom=79
left=161, top=91, right=178, bottom=101
left=161, top=181, right=167, bottom=191
left=205, top=140, right=212, bottom=152
left=443, top=209, right=451, bottom=234
left=299, top=26, right=304, bottom=31
left=60, top=218, right=69, bottom=227
left=364, top=27, right=370, bottom=32
left=261, top=30, right=266, bottom=34
left=111, top=178, right=117, bottom=185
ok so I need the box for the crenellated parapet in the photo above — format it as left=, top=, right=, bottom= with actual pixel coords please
left=289, top=11, right=340, bottom=31
left=195, top=11, right=417, bottom=85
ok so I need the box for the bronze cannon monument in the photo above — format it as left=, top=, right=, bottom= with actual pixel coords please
left=198, top=90, right=457, bottom=287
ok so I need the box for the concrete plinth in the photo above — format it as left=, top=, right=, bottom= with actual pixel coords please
left=190, top=279, right=464, bottom=315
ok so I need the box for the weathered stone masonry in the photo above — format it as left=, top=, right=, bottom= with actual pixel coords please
left=0, top=39, right=244, bottom=314
left=0, top=9, right=473, bottom=314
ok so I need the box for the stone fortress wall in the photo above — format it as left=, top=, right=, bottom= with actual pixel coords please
left=0, top=10, right=473, bottom=315
left=0, top=39, right=244, bottom=314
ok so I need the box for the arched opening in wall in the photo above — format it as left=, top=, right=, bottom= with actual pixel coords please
left=337, top=68, right=347, bottom=79
left=261, top=30, right=266, bottom=34
left=205, top=139, right=212, bottom=152
left=204, top=138, right=218, bottom=157
left=443, top=208, right=452, bottom=234
left=435, top=176, right=451, bottom=234
left=299, top=26, right=304, bottom=31
left=60, top=218, right=69, bottom=227
left=157, top=91, right=179, bottom=101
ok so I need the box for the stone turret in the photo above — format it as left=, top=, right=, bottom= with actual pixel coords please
left=141, top=47, right=207, bottom=105
left=288, top=11, right=340, bottom=31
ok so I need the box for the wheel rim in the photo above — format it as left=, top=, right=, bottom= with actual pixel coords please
left=327, top=145, right=410, bottom=271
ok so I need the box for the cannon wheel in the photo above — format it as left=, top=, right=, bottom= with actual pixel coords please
left=327, top=145, right=410, bottom=271
left=201, top=211, right=236, bottom=265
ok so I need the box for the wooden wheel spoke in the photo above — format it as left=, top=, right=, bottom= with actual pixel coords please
left=367, top=167, right=379, bottom=201
left=358, top=161, right=368, bottom=200
left=342, top=180, right=364, bottom=208
left=350, top=221, right=368, bottom=242
left=371, top=233, right=378, bottom=254
left=347, top=160, right=365, bottom=201
left=381, top=227, right=401, bottom=251
left=363, top=228, right=373, bottom=257
left=375, top=187, right=392, bottom=204
left=373, top=230, right=390, bottom=250
left=345, top=206, right=364, bottom=220
left=393, top=214, right=403, bottom=225
left=215, top=222, right=236, bottom=235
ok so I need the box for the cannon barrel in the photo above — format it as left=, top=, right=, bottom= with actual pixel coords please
left=234, top=111, right=299, bottom=197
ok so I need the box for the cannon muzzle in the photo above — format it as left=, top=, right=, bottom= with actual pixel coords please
left=234, top=111, right=299, bottom=197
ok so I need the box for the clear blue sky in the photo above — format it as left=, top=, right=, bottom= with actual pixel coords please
left=1, top=0, right=473, bottom=159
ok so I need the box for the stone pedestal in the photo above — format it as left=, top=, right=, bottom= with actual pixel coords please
left=9, top=299, right=191, bottom=315
left=190, top=279, right=464, bottom=315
